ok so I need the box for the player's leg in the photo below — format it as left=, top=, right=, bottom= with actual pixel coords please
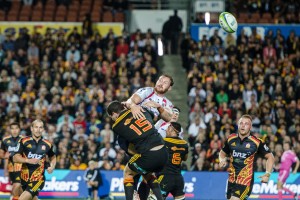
left=173, top=175, right=185, bottom=200
left=138, top=176, right=150, bottom=200
left=277, top=170, right=294, bottom=200
left=11, top=183, right=22, bottom=200
left=92, top=188, right=98, bottom=200
left=124, top=163, right=138, bottom=200
left=10, top=171, right=22, bottom=200
left=228, top=182, right=250, bottom=200
left=143, top=173, right=163, bottom=200
left=18, top=191, right=33, bottom=200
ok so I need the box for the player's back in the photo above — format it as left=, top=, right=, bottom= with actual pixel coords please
left=112, top=109, right=164, bottom=153
left=160, top=137, right=188, bottom=175
left=280, top=150, right=297, bottom=170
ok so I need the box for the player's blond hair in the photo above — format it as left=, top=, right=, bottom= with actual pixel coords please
left=31, top=119, right=44, bottom=127
left=238, top=114, right=253, bottom=126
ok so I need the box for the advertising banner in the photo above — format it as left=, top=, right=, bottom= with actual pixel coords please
left=0, top=22, right=124, bottom=37
left=190, top=23, right=300, bottom=42
left=194, top=0, right=225, bottom=12
left=0, top=170, right=300, bottom=199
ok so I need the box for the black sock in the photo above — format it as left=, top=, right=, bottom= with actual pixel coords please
left=147, top=177, right=163, bottom=200
left=138, top=180, right=150, bottom=200
left=124, top=177, right=134, bottom=200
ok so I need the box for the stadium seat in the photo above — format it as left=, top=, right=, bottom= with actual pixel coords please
left=102, top=11, right=113, bottom=22
left=247, top=18, right=259, bottom=23
left=238, top=17, right=248, bottom=23
left=114, top=12, right=125, bottom=22
left=262, top=13, right=272, bottom=20
left=31, top=14, right=42, bottom=21
left=259, top=18, right=270, bottom=24
left=251, top=12, right=261, bottom=20
left=0, top=11, right=6, bottom=21
left=66, top=13, right=78, bottom=22
left=19, top=15, right=30, bottom=21
left=43, top=13, right=54, bottom=21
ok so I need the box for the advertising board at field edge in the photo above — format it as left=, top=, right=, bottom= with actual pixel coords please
left=0, top=22, right=123, bottom=37
left=190, top=23, right=300, bottom=43
left=0, top=170, right=299, bottom=199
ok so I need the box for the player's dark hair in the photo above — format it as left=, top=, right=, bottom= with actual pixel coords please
left=170, top=122, right=181, bottom=133
left=10, top=122, right=20, bottom=128
left=106, top=101, right=126, bottom=116
left=161, top=74, right=174, bottom=86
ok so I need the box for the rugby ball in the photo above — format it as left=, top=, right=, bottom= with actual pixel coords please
left=219, top=12, right=238, bottom=33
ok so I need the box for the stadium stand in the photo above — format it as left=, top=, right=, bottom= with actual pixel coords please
left=0, top=0, right=299, bottom=177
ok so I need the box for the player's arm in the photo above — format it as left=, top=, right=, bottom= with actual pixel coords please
left=258, top=142, right=274, bottom=183
left=183, top=154, right=188, bottom=161
left=0, top=149, right=9, bottom=159
left=13, top=141, right=39, bottom=164
left=293, top=158, right=300, bottom=174
left=47, top=144, right=56, bottom=174
left=143, top=101, right=172, bottom=122
left=219, top=150, right=228, bottom=168
left=47, top=155, right=56, bottom=174
left=124, top=93, right=145, bottom=119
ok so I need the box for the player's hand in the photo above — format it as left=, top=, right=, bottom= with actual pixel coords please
left=47, top=166, right=54, bottom=174
left=4, top=152, right=10, bottom=159
left=4, top=170, right=8, bottom=177
left=143, top=101, right=161, bottom=108
left=219, top=158, right=227, bottom=168
left=258, top=173, right=270, bottom=183
left=131, top=104, right=145, bottom=119
left=26, top=158, right=40, bottom=165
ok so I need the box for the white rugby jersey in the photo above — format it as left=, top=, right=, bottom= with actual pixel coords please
left=155, top=119, right=184, bottom=139
left=135, top=87, right=173, bottom=117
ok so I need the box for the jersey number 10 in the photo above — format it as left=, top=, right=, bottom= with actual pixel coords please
left=129, top=118, right=152, bottom=135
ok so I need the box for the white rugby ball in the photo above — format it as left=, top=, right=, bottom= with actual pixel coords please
left=219, top=12, right=238, bottom=33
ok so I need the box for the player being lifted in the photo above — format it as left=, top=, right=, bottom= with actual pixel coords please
left=107, top=100, right=168, bottom=200
left=124, top=74, right=174, bottom=121
left=13, top=119, right=56, bottom=200
left=0, top=122, right=23, bottom=200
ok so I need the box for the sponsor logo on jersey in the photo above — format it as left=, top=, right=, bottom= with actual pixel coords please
left=7, top=140, right=11, bottom=144
left=41, top=145, right=46, bottom=150
left=264, top=144, right=269, bottom=151
left=246, top=143, right=250, bottom=148
left=8, top=145, right=19, bottom=152
left=171, top=146, right=186, bottom=151
left=27, top=144, right=32, bottom=148
left=28, top=152, right=42, bottom=159
left=232, top=150, right=247, bottom=158
left=231, top=142, right=236, bottom=147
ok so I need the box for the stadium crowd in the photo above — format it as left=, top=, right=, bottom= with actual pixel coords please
left=0, top=6, right=300, bottom=177
left=181, top=27, right=300, bottom=172
left=0, top=23, right=159, bottom=171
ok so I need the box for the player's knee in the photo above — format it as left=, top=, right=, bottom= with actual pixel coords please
left=124, top=177, right=134, bottom=186
left=124, top=165, right=136, bottom=178
left=144, top=174, right=156, bottom=183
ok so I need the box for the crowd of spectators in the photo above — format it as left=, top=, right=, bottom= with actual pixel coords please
left=0, top=21, right=159, bottom=171
left=181, top=26, right=300, bottom=172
